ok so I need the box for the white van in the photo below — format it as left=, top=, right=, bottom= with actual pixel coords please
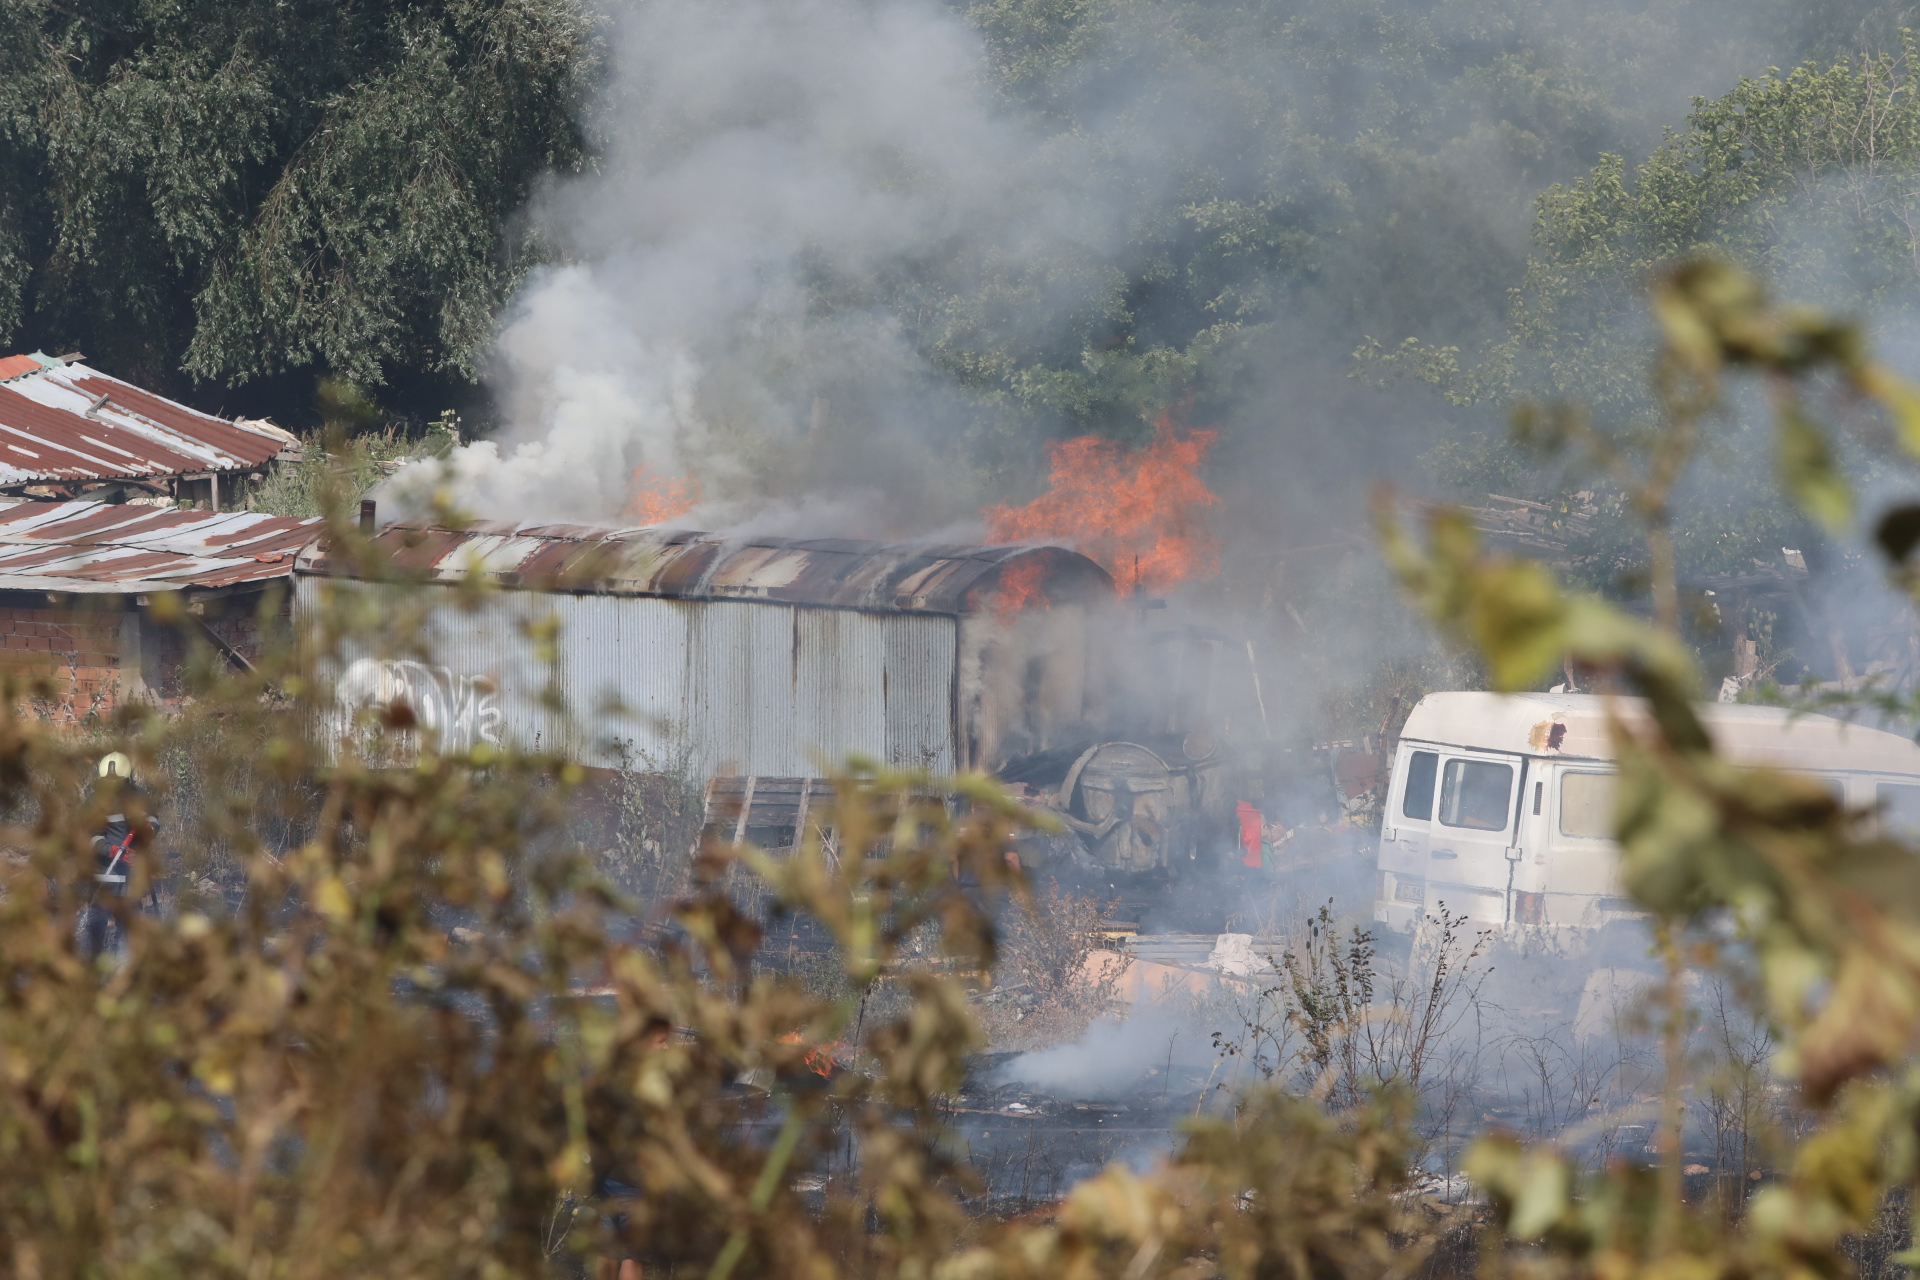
left=1374, top=691, right=1920, bottom=932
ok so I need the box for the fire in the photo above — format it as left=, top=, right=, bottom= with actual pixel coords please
left=778, top=1030, right=837, bottom=1078
left=991, top=556, right=1050, bottom=619
left=983, top=414, right=1220, bottom=594
left=623, top=466, right=701, bottom=525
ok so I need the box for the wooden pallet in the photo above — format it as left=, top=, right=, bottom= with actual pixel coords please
left=702, top=775, right=825, bottom=843
left=702, top=775, right=952, bottom=844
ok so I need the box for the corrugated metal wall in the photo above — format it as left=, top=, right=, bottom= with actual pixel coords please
left=299, top=578, right=958, bottom=775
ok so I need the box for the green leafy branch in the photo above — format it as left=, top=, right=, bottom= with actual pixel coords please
left=1382, top=257, right=1920, bottom=1277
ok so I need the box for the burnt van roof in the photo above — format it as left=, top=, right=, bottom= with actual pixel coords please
left=1399, top=691, right=1920, bottom=777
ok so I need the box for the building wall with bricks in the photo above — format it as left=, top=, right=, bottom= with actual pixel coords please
left=0, top=603, right=128, bottom=723
left=0, top=589, right=289, bottom=724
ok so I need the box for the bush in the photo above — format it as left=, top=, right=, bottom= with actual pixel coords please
left=976, top=879, right=1130, bottom=1051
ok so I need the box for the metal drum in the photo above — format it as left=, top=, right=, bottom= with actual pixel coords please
left=1057, top=741, right=1192, bottom=873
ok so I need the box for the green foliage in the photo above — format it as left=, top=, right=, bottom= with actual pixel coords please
left=1521, top=41, right=1920, bottom=413
left=1385, top=255, right=1920, bottom=1279
left=942, top=0, right=1658, bottom=442
left=245, top=425, right=453, bottom=518
left=0, top=0, right=1897, bottom=446
left=1375, top=41, right=1920, bottom=592
left=0, top=0, right=589, bottom=395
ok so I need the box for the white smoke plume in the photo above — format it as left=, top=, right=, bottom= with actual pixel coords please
left=385, top=0, right=1816, bottom=543
left=401, top=0, right=1106, bottom=531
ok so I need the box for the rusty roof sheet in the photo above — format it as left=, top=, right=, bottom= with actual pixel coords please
left=297, top=519, right=1116, bottom=615
left=0, top=501, right=320, bottom=594
left=0, top=356, right=290, bottom=484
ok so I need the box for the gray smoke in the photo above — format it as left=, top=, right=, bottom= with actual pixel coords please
left=375, top=0, right=1901, bottom=1153
left=371, top=0, right=1904, bottom=731
left=402, top=0, right=1114, bottom=531
left=390, top=0, right=1831, bottom=548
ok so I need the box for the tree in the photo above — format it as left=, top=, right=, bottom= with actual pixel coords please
left=938, top=0, right=1637, bottom=444
left=1367, top=43, right=1920, bottom=599
left=0, top=0, right=589, bottom=408
left=913, top=0, right=1913, bottom=484
left=1518, top=39, right=1920, bottom=415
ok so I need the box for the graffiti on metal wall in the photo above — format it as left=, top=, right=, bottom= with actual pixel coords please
left=335, top=658, right=503, bottom=755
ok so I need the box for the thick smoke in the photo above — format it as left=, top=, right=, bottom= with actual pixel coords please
left=372, top=0, right=1915, bottom=1155
left=404, top=0, right=1116, bottom=532
left=377, top=0, right=1918, bottom=719
left=394, top=0, right=1833, bottom=552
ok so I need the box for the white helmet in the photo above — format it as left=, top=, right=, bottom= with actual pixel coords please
left=97, top=752, right=133, bottom=781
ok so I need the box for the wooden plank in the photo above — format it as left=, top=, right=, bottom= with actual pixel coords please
left=731, top=775, right=757, bottom=845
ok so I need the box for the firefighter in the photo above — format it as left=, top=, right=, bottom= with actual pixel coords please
left=80, top=752, right=159, bottom=960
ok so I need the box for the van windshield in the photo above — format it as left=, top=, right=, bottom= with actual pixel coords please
left=1438, top=758, right=1512, bottom=830
left=1560, top=771, right=1615, bottom=838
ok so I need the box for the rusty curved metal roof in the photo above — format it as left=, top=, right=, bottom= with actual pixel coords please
left=0, top=500, right=1117, bottom=612
left=0, top=355, right=291, bottom=485
left=297, top=519, right=1116, bottom=615
left=0, top=501, right=320, bottom=593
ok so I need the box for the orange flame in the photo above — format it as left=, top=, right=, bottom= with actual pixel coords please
left=990, top=556, right=1050, bottom=620
left=983, top=414, right=1219, bottom=594
left=778, top=1030, right=837, bottom=1078
left=623, top=466, right=702, bottom=525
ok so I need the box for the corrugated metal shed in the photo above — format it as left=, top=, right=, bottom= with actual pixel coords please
left=0, top=501, right=320, bottom=593
left=0, top=353, right=293, bottom=487
left=302, top=520, right=1115, bottom=775
left=298, top=519, right=1114, bottom=615
left=302, top=578, right=965, bottom=774
left=0, top=502, right=1115, bottom=778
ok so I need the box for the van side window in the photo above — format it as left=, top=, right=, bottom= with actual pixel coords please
left=1559, top=771, right=1615, bottom=838
left=1402, top=751, right=1438, bottom=821
left=1438, top=759, right=1512, bottom=830
left=1879, top=783, right=1920, bottom=839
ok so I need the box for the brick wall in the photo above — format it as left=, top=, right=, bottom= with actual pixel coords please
left=0, top=604, right=126, bottom=724
left=0, top=588, right=291, bottom=725
left=205, top=608, right=270, bottom=668
left=142, top=592, right=287, bottom=703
